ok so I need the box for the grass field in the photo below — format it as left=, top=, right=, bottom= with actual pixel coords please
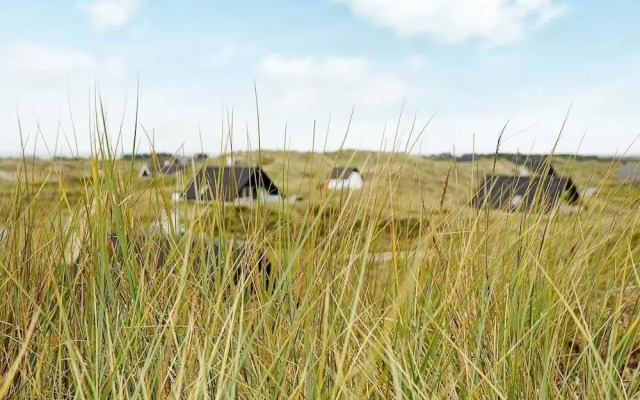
left=1, top=138, right=640, bottom=398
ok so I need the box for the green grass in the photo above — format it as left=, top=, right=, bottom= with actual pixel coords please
left=1, top=132, right=640, bottom=398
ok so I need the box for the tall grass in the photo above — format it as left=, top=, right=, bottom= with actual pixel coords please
left=1, top=116, right=640, bottom=399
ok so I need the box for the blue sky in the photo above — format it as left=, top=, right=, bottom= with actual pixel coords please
left=0, top=0, right=639, bottom=156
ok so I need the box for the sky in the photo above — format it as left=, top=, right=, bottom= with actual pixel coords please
left=0, top=0, right=639, bottom=157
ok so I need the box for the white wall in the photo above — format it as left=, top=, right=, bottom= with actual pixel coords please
left=139, top=165, right=152, bottom=178
left=518, top=166, right=531, bottom=176
left=327, top=172, right=363, bottom=190
left=235, top=187, right=281, bottom=204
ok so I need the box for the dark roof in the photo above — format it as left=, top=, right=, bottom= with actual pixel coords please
left=160, top=163, right=183, bottom=175
left=330, top=167, right=359, bottom=179
left=157, top=156, right=182, bottom=166
left=141, top=157, right=184, bottom=176
left=472, top=175, right=579, bottom=212
left=517, top=158, right=557, bottom=176
left=185, top=166, right=281, bottom=202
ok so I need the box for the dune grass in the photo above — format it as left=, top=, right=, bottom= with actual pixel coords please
left=1, top=123, right=640, bottom=399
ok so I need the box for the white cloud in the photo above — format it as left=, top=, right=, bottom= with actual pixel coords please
left=5, top=43, right=125, bottom=76
left=129, top=20, right=152, bottom=38
left=2, top=47, right=639, bottom=157
left=78, top=0, right=140, bottom=31
left=207, top=44, right=255, bottom=69
left=259, top=54, right=407, bottom=112
left=261, top=55, right=314, bottom=79
left=7, top=44, right=96, bottom=74
left=261, top=54, right=372, bottom=81
left=336, top=0, right=567, bottom=46
left=407, top=55, right=428, bottom=71
left=253, top=54, right=412, bottom=150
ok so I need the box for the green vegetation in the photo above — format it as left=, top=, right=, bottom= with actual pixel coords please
left=1, top=133, right=640, bottom=398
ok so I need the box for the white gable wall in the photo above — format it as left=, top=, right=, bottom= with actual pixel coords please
left=139, top=165, right=152, bottom=178
left=327, top=172, right=363, bottom=190
left=236, top=187, right=281, bottom=204
left=518, top=166, right=531, bottom=176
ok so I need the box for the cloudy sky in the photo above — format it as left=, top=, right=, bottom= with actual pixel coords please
left=0, top=0, right=638, bottom=157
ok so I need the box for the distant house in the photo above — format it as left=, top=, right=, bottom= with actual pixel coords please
left=472, top=175, right=580, bottom=212
left=185, top=166, right=282, bottom=203
left=619, top=165, right=640, bottom=182
left=515, top=158, right=580, bottom=202
left=138, top=164, right=153, bottom=178
left=327, top=167, right=364, bottom=190
left=160, top=163, right=183, bottom=175
left=193, top=153, right=209, bottom=160
left=139, top=157, right=184, bottom=178
left=516, top=159, right=557, bottom=177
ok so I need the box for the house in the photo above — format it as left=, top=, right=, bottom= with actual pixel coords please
left=515, top=158, right=580, bottom=202
left=138, top=164, right=153, bottom=178
left=619, top=165, right=640, bottom=182
left=327, top=167, right=364, bottom=190
left=471, top=175, right=579, bottom=212
left=193, top=153, right=209, bottom=160
left=138, top=157, right=184, bottom=178
left=160, top=163, right=183, bottom=175
left=516, top=158, right=557, bottom=177
left=185, top=166, right=282, bottom=203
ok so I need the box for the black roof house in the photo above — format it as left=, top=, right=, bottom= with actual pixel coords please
left=515, top=158, right=580, bottom=203
left=330, top=167, right=360, bottom=179
left=185, top=166, right=281, bottom=202
left=139, top=156, right=184, bottom=178
left=518, top=159, right=557, bottom=176
left=472, top=175, right=579, bottom=212
left=160, top=163, right=184, bottom=175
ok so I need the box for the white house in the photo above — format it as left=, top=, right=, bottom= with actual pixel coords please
left=185, top=166, right=284, bottom=204
left=139, top=164, right=153, bottom=178
left=517, top=159, right=556, bottom=177
left=327, top=167, right=364, bottom=190
left=139, top=157, right=184, bottom=178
